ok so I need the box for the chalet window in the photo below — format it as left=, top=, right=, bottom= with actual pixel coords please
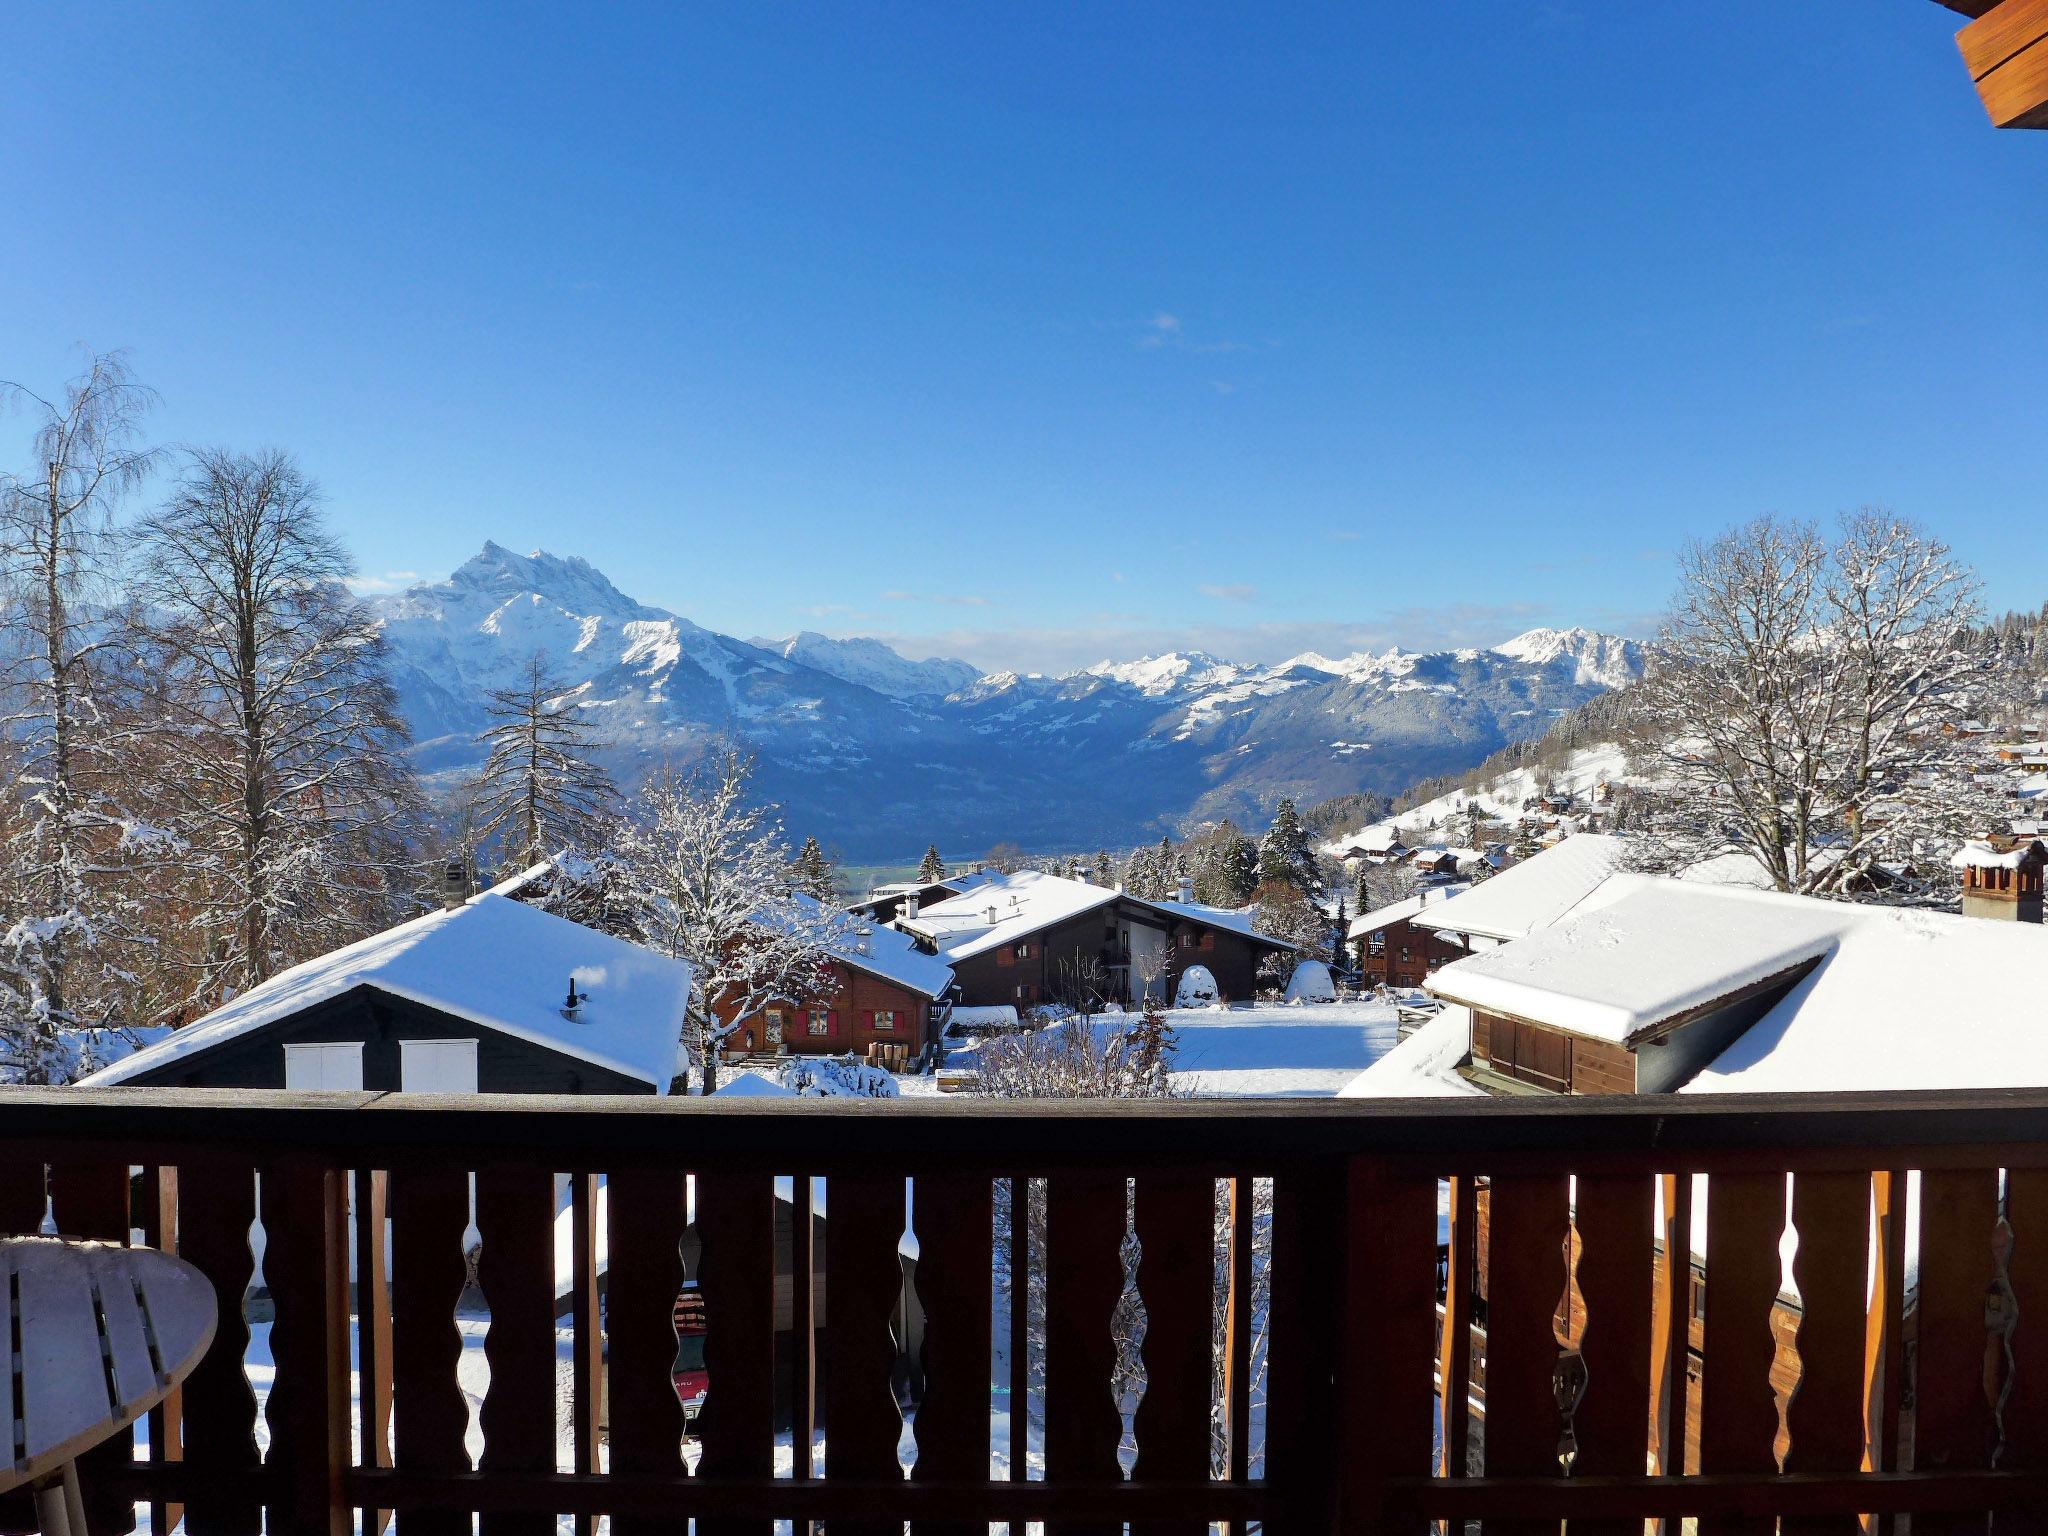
left=284, top=1042, right=364, bottom=1092
left=1016, top=983, right=1038, bottom=1003
left=1179, top=932, right=1194, bottom=950
left=1015, top=942, right=1033, bottom=960
left=873, top=1009, right=897, bottom=1033
left=807, top=1008, right=831, bottom=1037
left=400, top=1039, right=478, bottom=1095
left=1368, top=931, right=1386, bottom=957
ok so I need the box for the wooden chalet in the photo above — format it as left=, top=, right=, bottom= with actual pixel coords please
left=79, top=892, right=693, bottom=1095
left=899, top=869, right=1293, bottom=1009
left=1347, top=886, right=1469, bottom=990
left=846, top=870, right=995, bottom=927
left=713, top=899, right=956, bottom=1063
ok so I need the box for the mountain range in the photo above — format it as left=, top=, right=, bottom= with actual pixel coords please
left=370, top=543, right=1646, bottom=860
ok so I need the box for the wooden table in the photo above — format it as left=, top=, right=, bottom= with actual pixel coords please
left=1, top=1237, right=217, bottom=1535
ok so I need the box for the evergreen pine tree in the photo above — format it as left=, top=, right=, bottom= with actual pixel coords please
left=791, top=836, right=836, bottom=901
left=1092, top=849, right=1115, bottom=886
left=917, top=844, right=946, bottom=883
left=1256, top=798, right=1322, bottom=898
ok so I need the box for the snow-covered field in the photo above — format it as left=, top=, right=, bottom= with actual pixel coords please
left=1322, top=740, right=1632, bottom=853
left=886, top=999, right=1406, bottom=1100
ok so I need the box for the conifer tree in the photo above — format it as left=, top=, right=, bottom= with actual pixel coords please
left=474, top=653, right=616, bottom=869
left=791, top=836, right=836, bottom=901
left=1256, top=798, right=1322, bottom=898
left=1092, top=848, right=1115, bottom=887
left=916, top=843, right=946, bottom=883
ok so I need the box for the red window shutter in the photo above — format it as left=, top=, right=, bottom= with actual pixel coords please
left=1202, top=932, right=1214, bottom=950
left=828, top=1010, right=840, bottom=1033
left=997, top=947, right=1014, bottom=968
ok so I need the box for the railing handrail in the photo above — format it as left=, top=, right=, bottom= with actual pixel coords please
left=10, top=1083, right=2048, bottom=1171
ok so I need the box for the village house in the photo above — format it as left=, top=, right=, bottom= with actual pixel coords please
left=80, top=891, right=694, bottom=1094
left=897, top=869, right=1294, bottom=1010
left=846, top=869, right=996, bottom=926
left=1347, top=884, right=1470, bottom=990
left=1408, top=831, right=1628, bottom=954
left=713, top=896, right=956, bottom=1065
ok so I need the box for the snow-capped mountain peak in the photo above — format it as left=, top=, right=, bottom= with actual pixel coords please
left=1082, top=651, right=1244, bottom=696
left=755, top=632, right=981, bottom=701
left=1490, top=627, right=1646, bottom=689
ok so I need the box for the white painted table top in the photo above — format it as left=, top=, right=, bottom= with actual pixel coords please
left=2, top=1237, right=217, bottom=1495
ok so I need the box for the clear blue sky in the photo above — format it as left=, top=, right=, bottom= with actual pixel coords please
left=6, top=3, right=2044, bottom=672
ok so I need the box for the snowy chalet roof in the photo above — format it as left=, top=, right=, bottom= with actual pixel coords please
left=1410, top=833, right=1629, bottom=943
left=1348, top=884, right=1470, bottom=938
left=779, top=893, right=956, bottom=999
left=82, top=892, right=694, bottom=1091
left=903, top=870, right=1291, bottom=959
left=1684, top=901, right=2048, bottom=1094
left=1423, top=875, right=1846, bottom=1046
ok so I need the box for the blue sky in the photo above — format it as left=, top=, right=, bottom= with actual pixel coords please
left=6, top=3, right=2045, bottom=673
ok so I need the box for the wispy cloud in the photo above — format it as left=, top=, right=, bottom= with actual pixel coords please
left=1327, top=529, right=1362, bottom=543
left=1130, top=310, right=1275, bottom=358
left=347, top=569, right=424, bottom=595
left=1198, top=583, right=1258, bottom=603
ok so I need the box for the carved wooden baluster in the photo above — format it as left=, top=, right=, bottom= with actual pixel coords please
left=1696, top=1171, right=1784, bottom=1536
left=695, top=1169, right=775, bottom=1536
left=2003, top=1170, right=2048, bottom=1489
left=1914, top=1168, right=2001, bottom=1536
left=141, top=1165, right=184, bottom=1536
left=826, top=1174, right=910, bottom=1536
left=1571, top=1171, right=1655, bottom=1536
left=606, top=1168, right=688, bottom=1536
left=176, top=1157, right=262, bottom=1536
left=1042, top=1171, right=1126, bottom=1536
left=1267, top=1165, right=1343, bottom=1536
left=388, top=1163, right=472, bottom=1536
left=1340, top=1158, right=1438, bottom=1536
left=1782, top=1171, right=1871, bottom=1536
left=912, top=1171, right=994, bottom=1536
left=264, top=1163, right=352, bottom=1536
left=1131, top=1171, right=1215, bottom=1536
left=475, top=1166, right=558, bottom=1536
left=1478, top=1170, right=1570, bottom=1536
left=1438, top=1175, right=1479, bottom=1484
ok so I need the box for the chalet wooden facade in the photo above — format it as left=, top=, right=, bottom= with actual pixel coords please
left=906, top=871, right=1293, bottom=1010
left=1349, top=890, right=1468, bottom=990
left=715, top=955, right=945, bottom=1060
left=1957, top=835, right=2047, bottom=923
left=80, top=892, right=693, bottom=1096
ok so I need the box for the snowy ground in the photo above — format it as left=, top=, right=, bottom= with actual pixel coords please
left=872, top=999, right=1406, bottom=1100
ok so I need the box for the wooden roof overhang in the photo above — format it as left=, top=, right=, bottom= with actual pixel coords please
left=1932, top=0, right=2048, bottom=128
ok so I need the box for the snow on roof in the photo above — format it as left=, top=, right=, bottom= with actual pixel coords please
left=1685, top=903, right=2048, bottom=1095
left=82, top=893, right=693, bottom=1091
left=907, top=870, right=1291, bottom=960
left=907, top=870, right=1119, bottom=959
left=1950, top=838, right=2045, bottom=871
left=1348, top=884, right=1470, bottom=938
left=1340, top=1004, right=1487, bottom=1098
left=1410, top=833, right=1629, bottom=942
left=779, top=893, right=956, bottom=999
left=1424, top=875, right=1846, bottom=1045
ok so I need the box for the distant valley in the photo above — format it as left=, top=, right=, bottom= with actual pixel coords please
left=372, top=544, right=1646, bottom=859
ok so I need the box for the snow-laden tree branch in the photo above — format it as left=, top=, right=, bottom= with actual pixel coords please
left=613, top=748, right=840, bottom=1093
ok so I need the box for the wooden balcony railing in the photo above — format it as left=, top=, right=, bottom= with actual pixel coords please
left=5, top=1086, right=2048, bottom=1533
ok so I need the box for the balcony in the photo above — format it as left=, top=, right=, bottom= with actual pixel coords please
left=4, top=1086, right=2046, bottom=1532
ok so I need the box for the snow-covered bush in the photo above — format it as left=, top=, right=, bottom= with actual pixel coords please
left=1283, top=959, right=1336, bottom=1004
left=1173, top=964, right=1220, bottom=1008
left=779, top=1053, right=899, bottom=1098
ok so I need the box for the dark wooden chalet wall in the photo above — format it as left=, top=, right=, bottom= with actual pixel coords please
left=1353, top=914, right=1465, bottom=990
left=946, top=900, right=1271, bottom=1008
left=113, top=982, right=655, bottom=1094
left=716, top=960, right=935, bottom=1057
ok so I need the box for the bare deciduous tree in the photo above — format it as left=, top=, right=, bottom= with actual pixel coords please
left=1631, top=511, right=1989, bottom=897
left=134, top=448, right=420, bottom=1004
left=0, top=353, right=162, bottom=1080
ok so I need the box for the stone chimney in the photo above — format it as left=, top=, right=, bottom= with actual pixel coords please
left=1956, top=836, right=2047, bottom=924
left=440, top=855, right=470, bottom=910
left=904, top=890, right=920, bottom=922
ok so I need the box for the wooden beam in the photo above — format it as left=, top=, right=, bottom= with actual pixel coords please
left=1957, top=0, right=2048, bottom=128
